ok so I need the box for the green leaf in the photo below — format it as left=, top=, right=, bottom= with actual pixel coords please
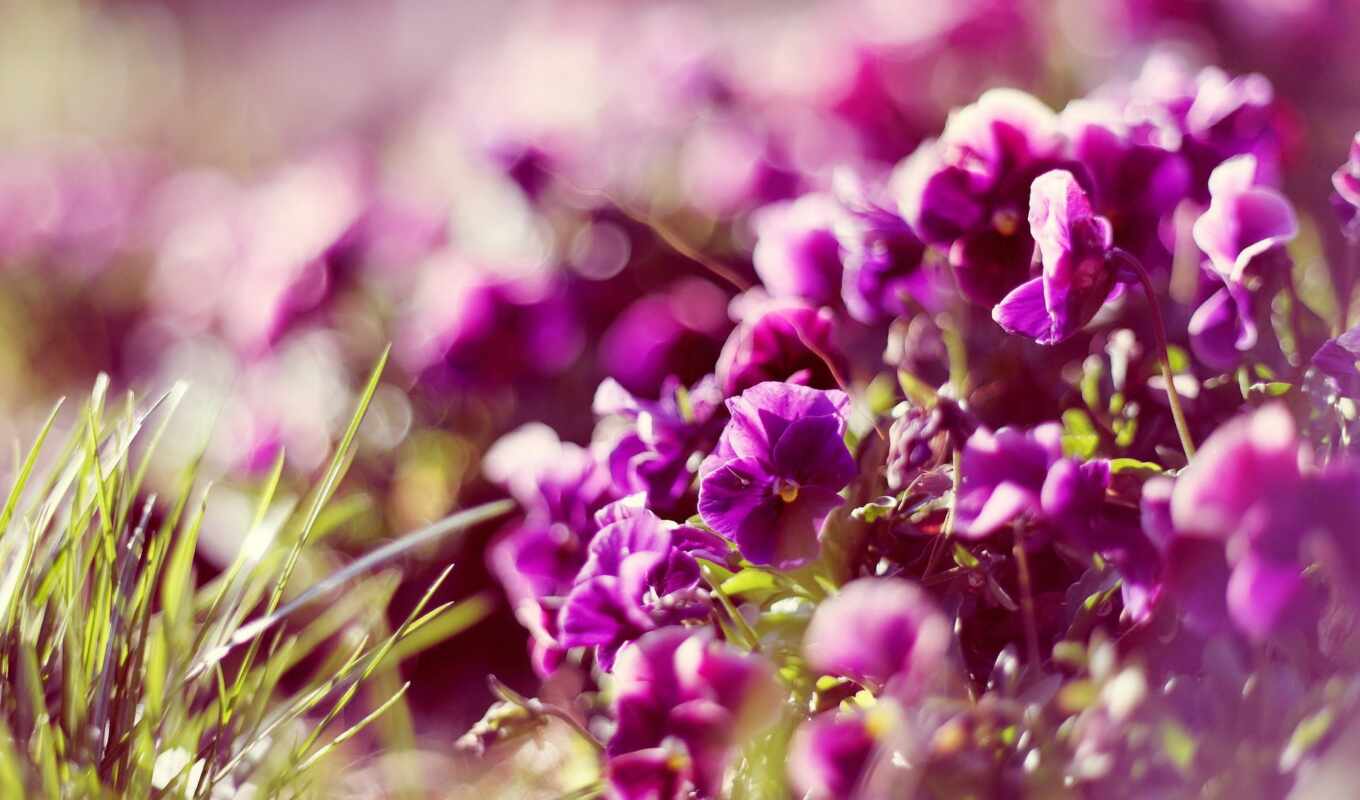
left=1108, top=458, right=1163, bottom=475
left=1061, top=409, right=1100, bottom=459
left=1162, top=721, right=1197, bottom=773
left=850, top=496, right=897, bottom=523
left=721, top=568, right=778, bottom=596
left=1280, top=708, right=1334, bottom=772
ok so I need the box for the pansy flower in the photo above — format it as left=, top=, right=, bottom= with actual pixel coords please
left=483, top=425, right=615, bottom=675
left=803, top=578, right=949, bottom=696
left=558, top=509, right=711, bottom=670
left=1331, top=132, right=1360, bottom=234
left=832, top=171, right=937, bottom=324
left=895, top=88, right=1067, bottom=306
left=1187, top=155, right=1298, bottom=369
left=698, top=382, right=856, bottom=567
left=992, top=169, right=1121, bottom=344
left=594, top=375, right=727, bottom=514
left=751, top=193, right=845, bottom=307
left=606, top=628, right=781, bottom=800
left=714, top=297, right=846, bottom=396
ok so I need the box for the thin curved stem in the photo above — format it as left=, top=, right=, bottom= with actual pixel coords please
left=1113, top=250, right=1196, bottom=461
left=1013, top=529, right=1042, bottom=667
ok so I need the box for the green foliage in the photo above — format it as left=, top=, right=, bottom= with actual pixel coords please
left=0, top=354, right=512, bottom=798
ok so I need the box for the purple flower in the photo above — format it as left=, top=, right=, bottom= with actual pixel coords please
left=895, top=88, right=1066, bottom=306
left=788, top=709, right=891, bottom=800
left=1332, top=132, right=1360, bottom=234
left=607, top=627, right=781, bottom=799
left=484, top=425, right=614, bottom=674
left=558, top=510, right=711, bottom=670
left=698, top=382, right=856, bottom=568
left=397, top=264, right=583, bottom=392
left=597, top=279, right=731, bottom=398
left=803, top=578, right=948, bottom=695
left=751, top=193, right=845, bottom=307
left=594, top=376, right=727, bottom=513
left=953, top=423, right=1065, bottom=537
left=1059, top=99, right=1190, bottom=272
left=1120, top=59, right=1282, bottom=193
left=1169, top=404, right=1311, bottom=639
left=1311, top=323, right=1360, bottom=400
left=1188, top=155, right=1297, bottom=370
left=1187, top=281, right=1258, bottom=371
left=1191, top=155, right=1297, bottom=285
left=714, top=297, right=846, bottom=396
left=832, top=172, right=937, bottom=324
left=992, top=169, right=1120, bottom=344
left=885, top=397, right=978, bottom=491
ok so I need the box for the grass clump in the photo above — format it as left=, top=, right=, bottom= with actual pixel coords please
left=0, top=350, right=512, bottom=798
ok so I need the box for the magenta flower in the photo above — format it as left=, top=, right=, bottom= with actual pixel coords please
left=714, top=297, right=845, bottom=396
left=992, top=170, right=1120, bottom=344
left=1311, top=323, right=1360, bottom=400
left=895, top=88, right=1066, bottom=306
left=558, top=509, right=711, bottom=670
left=787, top=709, right=886, bottom=800
left=1169, top=404, right=1310, bottom=640
left=1188, top=155, right=1297, bottom=370
left=751, top=193, right=845, bottom=307
left=803, top=578, right=948, bottom=695
left=594, top=376, right=727, bottom=514
left=951, top=422, right=1162, bottom=620
left=697, top=382, right=856, bottom=568
left=1191, top=155, right=1298, bottom=285
left=954, top=423, right=1065, bottom=537
left=607, top=628, right=781, bottom=800
left=1059, top=99, right=1190, bottom=272
left=1332, top=132, right=1360, bottom=233
left=483, top=426, right=615, bottom=675
left=832, top=172, right=936, bottom=324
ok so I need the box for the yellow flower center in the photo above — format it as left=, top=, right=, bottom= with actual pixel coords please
left=777, top=481, right=800, bottom=503
left=992, top=208, right=1021, bottom=236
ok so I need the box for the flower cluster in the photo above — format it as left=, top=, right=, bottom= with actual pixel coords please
left=469, top=49, right=1360, bottom=800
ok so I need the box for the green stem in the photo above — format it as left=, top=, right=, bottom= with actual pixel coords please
left=1012, top=529, right=1042, bottom=667
left=1115, top=250, right=1196, bottom=461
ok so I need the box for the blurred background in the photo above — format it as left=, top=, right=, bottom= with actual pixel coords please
left=1, top=0, right=1358, bottom=794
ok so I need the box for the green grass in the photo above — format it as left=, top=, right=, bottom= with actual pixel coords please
left=0, top=350, right=514, bottom=798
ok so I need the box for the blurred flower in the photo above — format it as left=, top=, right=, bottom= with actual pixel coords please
left=715, top=297, right=845, bottom=396
left=1059, top=99, right=1190, bottom=271
left=485, top=424, right=614, bottom=674
left=1332, top=132, right=1360, bottom=234
left=1311, top=323, right=1360, bottom=400
left=594, top=376, right=726, bottom=514
left=833, top=171, right=937, bottom=324
left=1122, top=58, right=1283, bottom=191
left=803, top=577, right=949, bottom=695
left=397, top=261, right=583, bottom=392
left=954, top=422, right=1065, bottom=537
left=788, top=708, right=893, bottom=800
left=598, top=279, right=730, bottom=398
left=1188, top=155, right=1297, bottom=370
left=698, top=382, right=855, bottom=567
left=607, top=628, right=781, bottom=800
left=1168, top=404, right=1319, bottom=639
left=0, top=146, right=155, bottom=273
left=992, top=169, right=1121, bottom=344
left=1192, top=154, right=1297, bottom=285
left=751, top=193, right=845, bottom=307
left=895, top=88, right=1066, bottom=305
